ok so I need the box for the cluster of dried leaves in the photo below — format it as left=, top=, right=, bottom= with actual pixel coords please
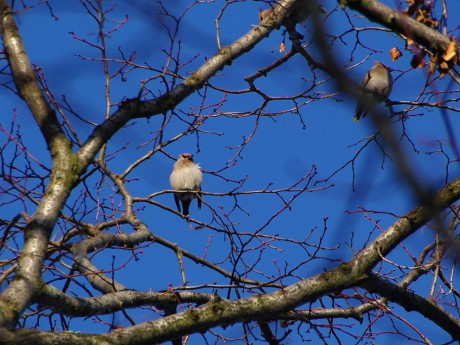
left=397, top=0, right=458, bottom=77
left=402, top=0, right=439, bottom=28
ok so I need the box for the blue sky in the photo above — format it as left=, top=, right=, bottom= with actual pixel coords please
left=1, top=0, right=460, bottom=343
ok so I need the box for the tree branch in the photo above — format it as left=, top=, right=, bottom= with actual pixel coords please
left=344, top=0, right=456, bottom=57
left=36, top=284, right=212, bottom=317
left=0, top=0, right=78, bottom=328
left=0, top=0, right=66, bottom=145
left=360, top=274, right=460, bottom=340
left=75, top=0, right=297, bottom=171
left=4, top=177, right=460, bottom=343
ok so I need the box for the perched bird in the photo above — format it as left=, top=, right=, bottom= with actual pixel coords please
left=169, top=153, right=203, bottom=217
left=354, top=61, right=393, bottom=121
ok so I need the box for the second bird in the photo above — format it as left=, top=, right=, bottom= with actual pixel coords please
left=354, top=61, right=393, bottom=121
left=170, top=153, right=203, bottom=217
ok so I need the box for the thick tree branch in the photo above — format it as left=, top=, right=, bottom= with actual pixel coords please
left=360, top=274, right=460, bottom=340
left=352, top=178, right=460, bottom=271
left=36, top=284, right=212, bottom=317
left=0, top=0, right=296, bottom=329
left=0, top=0, right=78, bottom=328
left=71, top=226, right=148, bottom=294
left=0, top=0, right=66, bottom=145
left=75, top=0, right=297, bottom=171
left=345, top=0, right=457, bottom=57
left=1, top=0, right=459, bottom=342
left=3, top=177, right=460, bottom=344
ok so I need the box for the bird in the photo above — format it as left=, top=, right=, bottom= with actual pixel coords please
left=169, top=153, right=203, bottom=217
left=354, top=61, right=393, bottom=121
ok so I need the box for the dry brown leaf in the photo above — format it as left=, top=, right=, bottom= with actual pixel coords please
left=443, top=40, right=457, bottom=62
left=428, top=19, right=439, bottom=28
left=427, top=54, right=438, bottom=73
left=428, top=56, right=436, bottom=73
left=390, top=47, right=403, bottom=62
left=279, top=41, right=286, bottom=53
left=439, top=61, right=449, bottom=69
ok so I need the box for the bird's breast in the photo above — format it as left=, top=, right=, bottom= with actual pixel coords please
left=170, top=166, right=202, bottom=190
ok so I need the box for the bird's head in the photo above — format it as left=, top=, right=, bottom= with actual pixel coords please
left=180, top=153, right=194, bottom=162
